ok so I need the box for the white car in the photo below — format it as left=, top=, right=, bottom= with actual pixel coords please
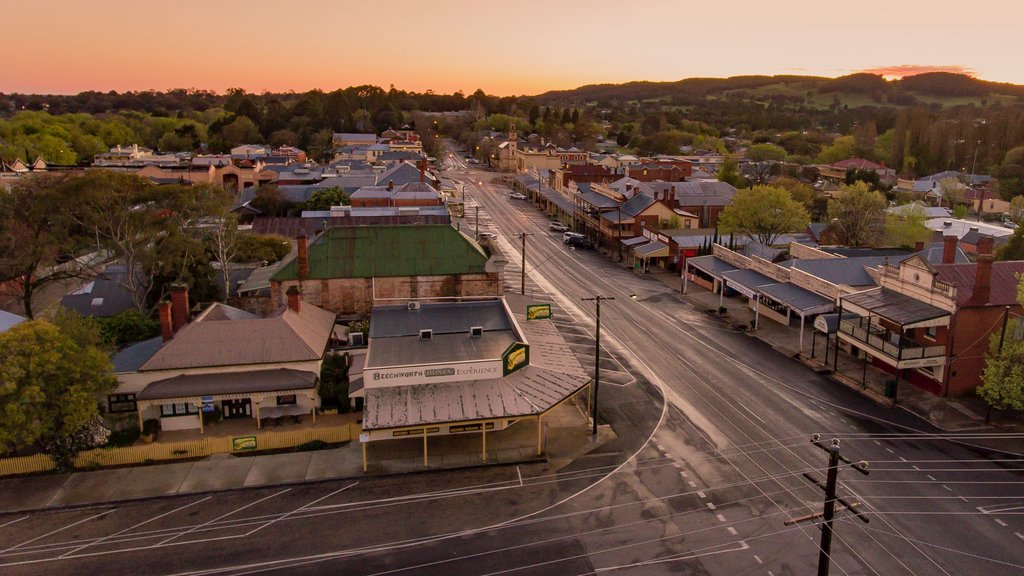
left=549, top=221, right=569, bottom=232
left=509, top=192, right=527, bottom=200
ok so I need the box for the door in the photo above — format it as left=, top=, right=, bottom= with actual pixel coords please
left=222, top=399, right=252, bottom=419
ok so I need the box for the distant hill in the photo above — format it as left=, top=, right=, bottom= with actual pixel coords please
left=534, top=73, right=1024, bottom=106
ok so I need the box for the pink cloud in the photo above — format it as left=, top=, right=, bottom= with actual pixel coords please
left=856, top=64, right=977, bottom=79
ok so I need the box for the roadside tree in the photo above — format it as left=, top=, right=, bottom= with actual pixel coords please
left=979, top=280, right=1024, bottom=416
left=827, top=182, right=887, bottom=247
left=718, top=185, right=809, bottom=246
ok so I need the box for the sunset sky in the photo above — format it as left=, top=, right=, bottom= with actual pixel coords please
left=4, top=0, right=1021, bottom=96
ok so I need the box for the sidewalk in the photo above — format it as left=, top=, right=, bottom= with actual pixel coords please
left=0, top=401, right=615, bottom=514
left=637, top=265, right=1023, bottom=436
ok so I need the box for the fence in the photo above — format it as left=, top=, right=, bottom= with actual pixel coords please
left=0, top=423, right=361, bottom=478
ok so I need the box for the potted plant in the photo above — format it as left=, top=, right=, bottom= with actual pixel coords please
left=141, top=418, right=160, bottom=444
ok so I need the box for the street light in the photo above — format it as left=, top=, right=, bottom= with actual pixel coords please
left=582, top=295, right=614, bottom=435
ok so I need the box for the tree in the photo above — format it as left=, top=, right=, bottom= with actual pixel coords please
left=827, top=181, right=887, bottom=247
left=815, top=135, right=856, bottom=164
left=717, top=185, right=810, bottom=246
left=0, top=320, right=115, bottom=462
left=938, top=177, right=966, bottom=208
left=884, top=203, right=933, bottom=249
left=301, top=187, right=350, bottom=211
left=745, top=143, right=787, bottom=185
left=233, top=234, right=291, bottom=264
left=717, top=157, right=746, bottom=188
left=773, top=176, right=815, bottom=210
left=319, top=352, right=350, bottom=411
left=0, top=174, right=98, bottom=318
left=249, top=184, right=295, bottom=218
left=979, top=280, right=1024, bottom=414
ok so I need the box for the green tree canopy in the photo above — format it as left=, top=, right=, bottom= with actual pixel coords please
left=827, top=182, right=887, bottom=247
left=0, top=320, right=115, bottom=457
left=979, top=280, right=1024, bottom=413
left=717, top=185, right=809, bottom=246
left=301, top=187, right=350, bottom=211
left=884, top=203, right=933, bottom=249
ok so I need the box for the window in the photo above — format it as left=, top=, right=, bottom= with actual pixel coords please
left=108, top=394, right=137, bottom=413
left=160, top=402, right=198, bottom=417
left=925, top=326, right=937, bottom=339
left=276, top=395, right=297, bottom=406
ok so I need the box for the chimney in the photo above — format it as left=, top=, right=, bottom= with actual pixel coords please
left=286, top=285, right=301, bottom=313
left=296, top=234, right=309, bottom=279
left=169, top=283, right=189, bottom=333
left=914, top=241, right=925, bottom=252
left=387, top=180, right=394, bottom=191
left=418, top=159, right=426, bottom=183
left=942, top=235, right=958, bottom=264
left=158, top=300, right=173, bottom=342
left=977, top=235, right=995, bottom=257
left=975, top=251, right=994, bottom=305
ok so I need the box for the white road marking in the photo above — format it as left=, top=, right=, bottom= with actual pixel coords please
left=60, top=497, right=211, bottom=558
left=157, top=489, right=289, bottom=546
left=913, top=465, right=920, bottom=470
left=886, top=448, right=894, bottom=454
left=726, top=526, right=738, bottom=535
left=245, top=483, right=357, bottom=537
left=927, top=475, right=937, bottom=481
left=1015, top=532, right=1024, bottom=541
left=517, top=466, right=523, bottom=486
left=716, top=514, right=726, bottom=522
left=873, top=441, right=881, bottom=445
left=942, top=485, right=952, bottom=492
left=697, top=491, right=706, bottom=498
left=754, top=554, right=763, bottom=564
left=1, top=509, right=116, bottom=554
left=706, top=502, right=717, bottom=510
left=0, top=517, right=27, bottom=529
left=688, top=481, right=697, bottom=488
left=995, top=519, right=1008, bottom=527
left=899, top=457, right=907, bottom=462
left=960, top=496, right=968, bottom=502
left=680, top=471, right=688, bottom=478
left=655, top=443, right=665, bottom=451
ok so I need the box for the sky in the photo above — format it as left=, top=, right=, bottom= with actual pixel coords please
left=3, top=0, right=1022, bottom=96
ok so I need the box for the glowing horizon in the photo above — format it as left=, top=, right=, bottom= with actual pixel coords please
left=3, top=0, right=1021, bottom=98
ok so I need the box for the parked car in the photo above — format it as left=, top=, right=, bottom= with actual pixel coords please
left=566, top=235, right=593, bottom=250
left=563, top=231, right=585, bottom=243
left=509, top=192, right=527, bottom=200
left=476, top=232, right=497, bottom=240
left=1003, top=219, right=1019, bottom=230
left=549, top=221, right=569, bottom=232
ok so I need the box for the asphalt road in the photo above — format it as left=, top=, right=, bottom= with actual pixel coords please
left=2, top=153, right=1023, bottom=575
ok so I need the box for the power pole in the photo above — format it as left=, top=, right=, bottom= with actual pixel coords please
left=517, top=232, right=534, bottom=295
left=581, top=295, right=614, bottom=435
left=475, top=206, right=480, bottom=239
left=787, top=436, right=870, bottom=576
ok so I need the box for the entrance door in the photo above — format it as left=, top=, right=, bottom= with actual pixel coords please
left=222, top=399, right=252, bottom=419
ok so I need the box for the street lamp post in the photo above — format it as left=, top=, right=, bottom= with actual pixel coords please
left=582, top=295, right=614, bottom=435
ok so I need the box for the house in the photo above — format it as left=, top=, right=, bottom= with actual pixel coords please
left=269, top=225, right=506, bottom=316
left=835, top=235, right=1024, bottom=397
left=924, top=219, right=1013, bottom=254
left=354, top=298, right=590, bottom=469
left=333, top=133, right=378, bottom=149
left=0, top=310, right=26, bottom=333
left=60, top=265, right=138, bottom=318
left=109, top=284, right=337, bottom=432
left=626, top=162, right=693, bottom=182
left=818, top=158, right=896, bottom=185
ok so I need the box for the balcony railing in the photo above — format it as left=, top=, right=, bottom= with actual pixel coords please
left=838, top=317, right=945, bottom=361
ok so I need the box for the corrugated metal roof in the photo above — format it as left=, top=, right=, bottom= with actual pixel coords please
left=367, top=331, right=516, bottom=366
left=841, top=288, right=950, bottom=325
left=759, top=283, right=833, bottom=314
left=722, top=269, right=777, bottom=291
left=272, top=225, right=488, bottom=280
left=137, top=368, right=316, bottom=401
left=634, top=241, right=669, bottom=258
left=687, top=255, right=739, bottom=278
left=111, top=336, right=164, bottom=373
left=786, top=257, right=886, bottom=286
left=934, top=261, right=1024, bottom=306
left=370, top=301, right=512, bottom=337
left=0, top=310, right=25, bottom=333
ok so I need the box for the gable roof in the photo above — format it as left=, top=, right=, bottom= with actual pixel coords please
left=60, top=265, right=137, bottom=318
left=934, top=261, right=1024, bottom=307
left=272, top=225, right=489, bottom=281
left=139, top=302, right=336, bottom=371
left=0, top=310, right=26, bottom=333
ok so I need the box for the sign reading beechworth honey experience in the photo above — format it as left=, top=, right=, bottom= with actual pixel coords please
left=502, top=342, right=530, bottom=376
left=526, top=303, right=552, bottom=320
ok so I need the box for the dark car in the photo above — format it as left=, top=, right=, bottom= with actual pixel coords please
left=566, top=235, right=593, bottom=250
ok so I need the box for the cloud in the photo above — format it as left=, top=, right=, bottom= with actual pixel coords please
left=855, top=64, right=977, bottom=79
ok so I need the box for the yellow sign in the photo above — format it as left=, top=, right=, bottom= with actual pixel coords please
left=502, top=342, right=530, bottom=376
left=232, top=436, right=257, bottom=452
left=526, top=303, right=552, bottom=320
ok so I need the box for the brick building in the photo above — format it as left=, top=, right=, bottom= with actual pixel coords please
left=270, top=225, right=505, bottom=316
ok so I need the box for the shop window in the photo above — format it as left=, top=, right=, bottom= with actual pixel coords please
left=108, top=394, right=137, bottom=413
left=160, top=402, right=198, bottom=417
left=276, top=395, right=297, bottom=405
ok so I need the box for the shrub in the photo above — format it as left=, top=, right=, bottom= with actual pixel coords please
left=97, top=310, right=160, bottom=346
left=142, top=418, right=160, bottom=437
left=233, top=234, right=291, bottom=264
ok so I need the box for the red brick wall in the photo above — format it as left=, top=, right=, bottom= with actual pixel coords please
left=946, top=305, right=1020, bottom=397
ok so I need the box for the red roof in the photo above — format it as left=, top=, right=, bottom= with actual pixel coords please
left=934, top=262, right=1024, bottom=306
left=831, top=158, right=885, bottom=170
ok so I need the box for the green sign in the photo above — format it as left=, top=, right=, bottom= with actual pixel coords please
left=526, top=303, right=552, bottom=320
left=232, top=435, right=257, bottom=452
left=502, top=342, right=530, bottom=376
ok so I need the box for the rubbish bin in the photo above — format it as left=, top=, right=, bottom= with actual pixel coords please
left=884, top=380, right=898, bottom=399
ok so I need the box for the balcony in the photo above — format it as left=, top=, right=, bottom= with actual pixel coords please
left=838, top=317, right=946, bottom=368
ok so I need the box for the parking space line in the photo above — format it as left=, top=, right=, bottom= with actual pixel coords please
left=0, top=517, right=27, bottom=529
left=157, top=489, right=289, bottom=546
left=59, top=497, right=211, bottom=559
left=995, top=519, right=1008, bottom=527
left=1, top=509, right=116, bottom=554
left=245, top=483, right=357, bottom=537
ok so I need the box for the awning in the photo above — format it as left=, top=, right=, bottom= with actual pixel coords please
left=620, top=236, right=649, bottom=247
left=721, top=269, right=777, bottom=299
left=137, top=368, right=316, bottom=401
left=537, top=186, right=576, bottom=214
left=841, top=288, right=951, bottom=328
left=814, top=312, right=860, bottom=334
left=758, top=283, right=834, bottom=316
left=686, top=255, right=738, bottom=280
left=634, top=241, right=669, bottom=258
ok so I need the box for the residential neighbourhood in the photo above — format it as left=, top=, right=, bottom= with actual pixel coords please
left=4, top=11, right=1024, bottom=572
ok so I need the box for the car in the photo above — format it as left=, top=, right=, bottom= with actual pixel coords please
left=563, top=231, right=585, bottom=243
left=509, top=192, right=527, bottom=200
left=566, top=235, right=593, bottom=250
left=1003, top=220, right=1019, bottom=230
left=476, top=232, right=497, bottom=240
left=549, top=221, right=569, bottom=232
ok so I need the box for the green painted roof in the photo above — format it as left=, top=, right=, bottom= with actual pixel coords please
left=272, top=225, right=490, bottom=280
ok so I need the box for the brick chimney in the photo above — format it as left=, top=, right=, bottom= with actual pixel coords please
left=169, top=283, right=189, bottom=333
left=914, top=241, right=925, bottom=252
left=286, top=285, right=301, bottom=313
left=942, top=235, right=958, bottom=264
left=158, top=300, right=173, bottom=342
left=387, top=180, right=394, bottom=191
left=418, top=158, right=426, bottom=183
left=974, top=237, right=995, bottom=304
left=296, top=234, right=309, bottom=279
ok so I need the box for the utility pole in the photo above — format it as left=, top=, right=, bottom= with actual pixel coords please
left=475, top=206, right=480, bottom=239
left=787, top=435, right=869, bottom=576
left=582, top=295, right=614, bottom=435
left=517, top=232, right=534, bottom=295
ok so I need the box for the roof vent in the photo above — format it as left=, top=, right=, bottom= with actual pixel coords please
left=408, top=301, right=420, bottom=310
left=419, top=329, right=432, bottom=340
left=470, top=326, right=483, bottom=338
left=943, top=221, right=952, bottom=227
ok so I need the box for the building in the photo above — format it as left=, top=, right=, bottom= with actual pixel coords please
left=109, top=285, right=337, bottom=432
left=625, top=162, right=693, bottom=182
left=333, top=133, right=378, bottom=149
left=353, top=298, right=590, bottom=469
left=269, top=225, right=505, bottom=316
left=835, top=235, right=1024, bottom=397
left=818, top=158, right=897, bottom=185
left=0, top=310, right=26, bottom=333
left=60, top=264, right=139, bottom=318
